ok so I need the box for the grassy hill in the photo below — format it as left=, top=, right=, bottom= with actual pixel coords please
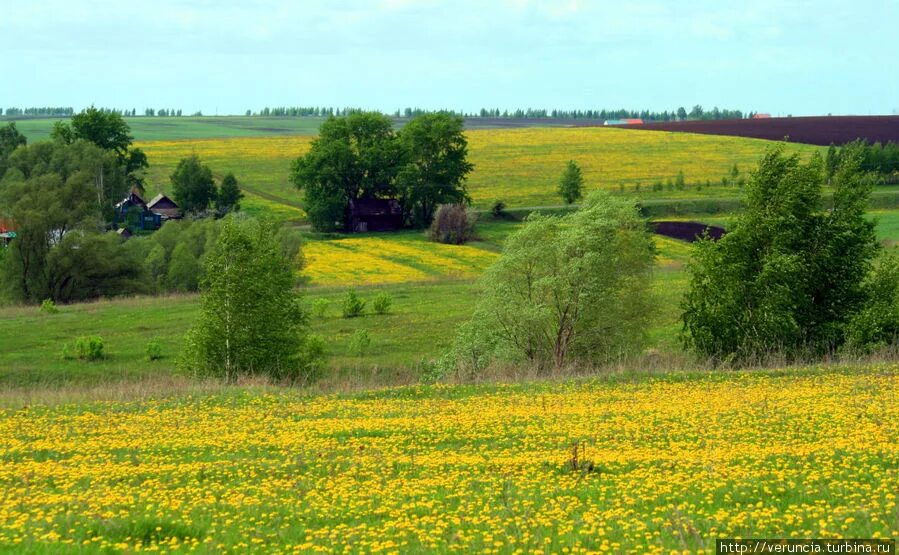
left=136, top=127, right=823, bottom=213
left=7, top=116, right=326, bottom=142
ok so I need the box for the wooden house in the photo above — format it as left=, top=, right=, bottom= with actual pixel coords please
left=114, top=192, right=161, bottom=232
left=348, top=198, right=403, bottom=232
left=147, top=194, right=182, bottom=220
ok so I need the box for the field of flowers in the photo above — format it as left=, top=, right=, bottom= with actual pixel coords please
left=302, top=234, right=499, bottom=286
left=136, top=128, right=822, bottom=212
left=1, top=368, right=895, bottom=553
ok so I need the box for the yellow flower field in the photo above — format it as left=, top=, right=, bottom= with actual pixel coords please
left=0, top=368, right=895, bottom=553
left=137, top=127, right=822, bottom=211
left=302, top=235, right=498, bottom=286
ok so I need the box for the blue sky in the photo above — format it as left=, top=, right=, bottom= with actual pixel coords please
left=2, top=0, right=897, bottom=116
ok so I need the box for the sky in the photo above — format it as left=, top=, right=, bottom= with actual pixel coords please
left=2, top=0, right=897, bottom=117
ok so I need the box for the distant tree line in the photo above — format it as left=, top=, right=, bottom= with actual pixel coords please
left=3, top=107, right=75, bottom=117
left=2, top=107, right=192, bottom=118
left=250, top=105, right=750, bottom=121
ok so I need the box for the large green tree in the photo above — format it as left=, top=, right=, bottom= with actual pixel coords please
left=216, top=172, right=244, bottom=214
left=180, top=217, right=322, bottom=381
left=291, top=112, right=402, bottom=231
left=397, top=113, right=473, bottom=227
left=681, top=145, right=881, bottom=360
left=52, top=107, right=149, bottom=194
left=0, top=140, right=130, bottom=303
left=171, top=155, right=216, bottom=214
left=0, top=122, right=27, bottom=180
left=442, top=190, right=654, bottom=374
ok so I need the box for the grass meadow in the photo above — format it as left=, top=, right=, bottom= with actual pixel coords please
left=133, top=127, right=824, bottom=212
left=8, top=116, right=327, bottom=142
left=0, top=219, right=694, bottom=389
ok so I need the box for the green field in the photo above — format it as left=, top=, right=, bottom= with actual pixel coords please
left=131, top=127, right=824, bottom=214
left=6, top=116, right=326, bottom=142
left=0, top=218, right=695, bottom=388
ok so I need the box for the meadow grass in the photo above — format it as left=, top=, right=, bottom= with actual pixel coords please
left=6, top=211, right=899, bottom=389
left=0, top=366, right=895, bottom=553
left=0, top=219, right=692, bottom=388
left=9, top=116, right=326, bottom=142
left=135, top=128, right=823, bottom=211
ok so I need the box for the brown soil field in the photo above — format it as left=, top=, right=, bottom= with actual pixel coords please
left=613, top=116, right=899, bottom=146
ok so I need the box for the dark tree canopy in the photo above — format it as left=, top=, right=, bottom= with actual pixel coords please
left=0, top=140, right=129, bottom=303
left=171, top=155, right=217, bottom=213
left=292, top=111, right=473, bottom=231
left=681, top=144, right=883, bottom=360
left=557, top=160, right=584, bottom=205
left=397, top=113, right=473, bottom=228
left=291, top=112, right=402, bottom=231
left=0, top=122, right=27, bottom=180
left=51, top=107, right=148, bottom=196
left=52, top=107, right=134, bottom=156
left=217, top=172, right=244, bottom=214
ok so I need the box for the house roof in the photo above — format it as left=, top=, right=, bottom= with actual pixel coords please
left=147, top=193, right=179, bottom=210
left=349, top=198, right=402, bottom=216
left=0, top=219, right=14, bottom=234
left=115, top=192, right=147, bottom=210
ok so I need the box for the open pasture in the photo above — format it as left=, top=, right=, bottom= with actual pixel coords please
left=0, top=222, right=694, bottom=388
left=0, top=368, right=895, bottom=553
left=6, top=116, right=326, bottom=142
left=136, top=128, right=823, bottom=210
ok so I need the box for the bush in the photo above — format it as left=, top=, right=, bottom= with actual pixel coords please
left=146, top=338, right=163, bottom=361
left=428, top=204, right=477, bottom=245
left=441, top=190, right=654, bottom=373
left=40, top=298, right=59, bottom=314
left=311, top=298, right=330, bottom=318
left=491, top=200, right=506, bottom=218
left=63, top=336, right=104, bottom=361
left=298, top=334, right=327, bottom=383
left=341, top=290, right=366, bottom=318
left=372, top=292, right=393, bottom=315
left=349, top=329, right=372, bottom=357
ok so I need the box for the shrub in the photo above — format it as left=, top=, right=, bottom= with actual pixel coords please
left=349, top=329, right=372, bottom=357
left=341, top=290, right=366, bottom=318
left=298, top=334, right=327, bottom=383
left=311, top=298, right=330, bottom=318
left=372, top=292, right=393, bottom=315
left=40, top=298, right=59, bottom=314
left=146, top=338, right=163, bottom=361
left=442, top=190, right=654, bottom=373
left=557, top=160, right=584, bottom=204
left=429, top=204, right=477, bottom=245
left=63, top=336, right=104, bottom=361
left=491, top=200, right=506, bottom=218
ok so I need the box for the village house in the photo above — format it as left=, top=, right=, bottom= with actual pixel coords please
left=348, top=198, right=403, bottom=232
left=114, top=192, right=182, bottom=233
